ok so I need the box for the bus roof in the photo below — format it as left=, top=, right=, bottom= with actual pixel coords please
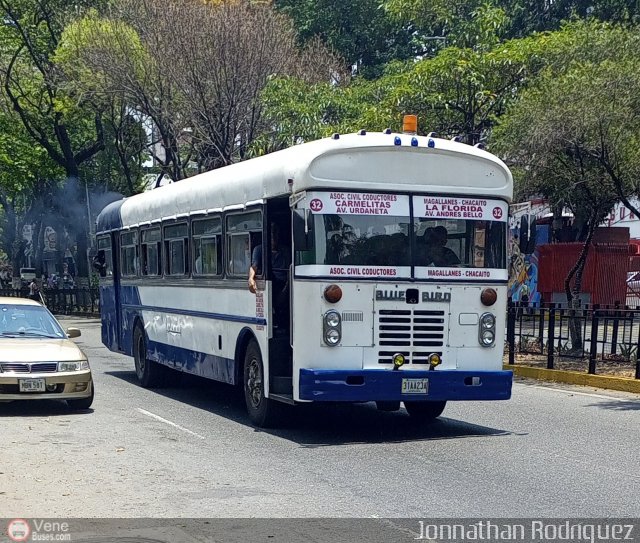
left=97, top=132, right=512, bottom=233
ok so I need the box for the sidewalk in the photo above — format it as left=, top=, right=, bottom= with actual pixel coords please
left=504, top=362, right=640, bottom=394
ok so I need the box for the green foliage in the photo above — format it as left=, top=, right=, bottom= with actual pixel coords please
left=274, top=0, right=417, bottom=77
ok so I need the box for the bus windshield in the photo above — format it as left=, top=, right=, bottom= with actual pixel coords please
left=294, top=192, right=508, bottom=280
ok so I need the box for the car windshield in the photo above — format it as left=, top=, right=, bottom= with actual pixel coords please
left=0, top=304, right=66, bottom=338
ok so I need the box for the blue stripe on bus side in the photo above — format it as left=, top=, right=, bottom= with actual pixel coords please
left=121, top=303, right=267, bottom=326
left=147, top=339, right=236, bottom=385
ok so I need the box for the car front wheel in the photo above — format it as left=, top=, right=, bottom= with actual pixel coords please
left=67, top=383, right=94, bottom=411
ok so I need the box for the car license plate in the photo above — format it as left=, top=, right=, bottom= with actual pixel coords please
left=401, top=378, right=429, bottom=394
left=19, top=379, right=46, bottom=393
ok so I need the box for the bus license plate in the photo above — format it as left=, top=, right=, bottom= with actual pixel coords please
left=19, top=379, right=46, bottom=393
left=401, top=378, right=429, bottom=394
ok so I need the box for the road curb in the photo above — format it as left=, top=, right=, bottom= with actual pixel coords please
left=503, top=364, right=640, bottom=394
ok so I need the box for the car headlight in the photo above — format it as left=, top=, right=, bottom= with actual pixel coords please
left=58, top=360, right=90, bottom=372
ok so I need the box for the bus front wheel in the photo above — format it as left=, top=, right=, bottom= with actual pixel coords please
left=133, top=324, right=167, bottom=388
left=404, top=400, right=447, bottom=421
left=243, top=339, right=279, bottom=428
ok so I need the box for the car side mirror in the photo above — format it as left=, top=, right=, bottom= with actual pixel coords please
left=66, top=328, right=81, bottom=338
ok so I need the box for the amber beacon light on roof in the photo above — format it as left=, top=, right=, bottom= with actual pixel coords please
left=402, top=114, right=418, bottom=134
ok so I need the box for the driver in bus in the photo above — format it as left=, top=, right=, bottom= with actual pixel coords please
left=423, top=225, right=460, bottom=267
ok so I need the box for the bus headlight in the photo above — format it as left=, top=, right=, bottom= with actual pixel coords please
left=324, top=310, right=341, bottom=328
left=480, top=313, right=496, bottom=329
left=325, top=329, right=341, bottom=345
left=479, top=313, right=496, bottom=347
left=323, top=310, right=341, bottom=346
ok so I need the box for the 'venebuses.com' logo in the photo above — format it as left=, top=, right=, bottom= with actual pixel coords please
left=7, top=519, right=31, bottom=542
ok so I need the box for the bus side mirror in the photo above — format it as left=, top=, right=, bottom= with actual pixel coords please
left=519, top=216, right=537, bottom=255
left=92, top=250, right=107, bottom=277
left=526, top=220, right=537, bottom=254
left=293, top=209, right=312, bottom=250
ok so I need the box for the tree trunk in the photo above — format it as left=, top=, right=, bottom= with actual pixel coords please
left=564, top=215, right=598, bottom=353
left=0, top=195, right=17, bottom=263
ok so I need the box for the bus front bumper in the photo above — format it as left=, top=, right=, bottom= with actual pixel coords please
left=298, top=369, right=512, bottom=402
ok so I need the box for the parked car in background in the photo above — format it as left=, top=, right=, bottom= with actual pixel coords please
left=19, top=267, right=36, bottom=285
left=0, top=297, right=94, bottom=410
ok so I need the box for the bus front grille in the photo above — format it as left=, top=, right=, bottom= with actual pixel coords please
left=377, top=309, right=446, bottom=364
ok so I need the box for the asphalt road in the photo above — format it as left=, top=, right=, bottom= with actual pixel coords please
left=1, top=316, right=640, bottom=520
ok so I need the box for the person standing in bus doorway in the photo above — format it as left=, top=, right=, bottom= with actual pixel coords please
left=248, top=224, right=291, bottom=328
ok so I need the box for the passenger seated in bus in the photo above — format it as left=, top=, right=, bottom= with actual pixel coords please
left=416, top=227, right=435, bottom=266
left=248, top=224, right=290, bottom=328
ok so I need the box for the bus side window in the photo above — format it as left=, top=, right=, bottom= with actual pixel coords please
left=192, top=217, right=222, bottom=276
left=164, top=223, right=189, bottom=276
left=120, top=231, right=139, bottom=277
left=226, top=210, right=263, bottom=277
left=96, top=236, right=113, bottom=277
left=141, top=227, right=162, bottom=276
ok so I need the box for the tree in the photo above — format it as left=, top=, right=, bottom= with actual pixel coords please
left=491, top=58, right=640, bottom=347
left=0, top=0, right=109, bottom=277
left=274, top=0, right=416, bottom=78
left=55, top=10, right=189, bottom=184
left=260, top=39, right=532, bottom=147
left=58, top=0, right=343, bottom=178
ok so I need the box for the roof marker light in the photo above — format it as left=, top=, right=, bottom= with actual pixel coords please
left=474, top=142, right=486, bottom=150
left=427, top=132, right=438, bottom=138
left=428, top=139, right=435, bottom=148
left=394, top=136, right=402, bottom=146
left=383, top=128, right=392, bottom=134
left=331, top=133, right=340, bottom=140
left=358, top=129, right=367, bottom=135
left=402, top=114, right=418, bottom=134
left=451, top=135, right=463, bottom=142
left=411, top=137, right=418, bottom=147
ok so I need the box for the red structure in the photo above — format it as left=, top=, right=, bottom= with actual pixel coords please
left=537, top=229, right=630, bottom=306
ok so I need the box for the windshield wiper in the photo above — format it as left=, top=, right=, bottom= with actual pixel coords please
left=0, top=330, right=59, bottom=338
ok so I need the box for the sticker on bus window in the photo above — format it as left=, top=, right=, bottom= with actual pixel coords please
left=414, top=267, right=509, bottom=281
left=413, top=197, right=508, bottom=222
left=307, top=192, right=410, bottom=216
left=296, top=265, right=411, bottom=278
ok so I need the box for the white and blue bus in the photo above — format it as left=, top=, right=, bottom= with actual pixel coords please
left=95, top=120, right=513, bottom=426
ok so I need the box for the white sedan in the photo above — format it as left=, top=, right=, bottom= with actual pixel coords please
left=0, top=297, right=94, bottom=410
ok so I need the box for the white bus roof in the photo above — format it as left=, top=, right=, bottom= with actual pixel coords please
left=97, top=132, right=512, bottom=233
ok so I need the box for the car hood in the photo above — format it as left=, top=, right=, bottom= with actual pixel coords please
left=0, top=338, right=86, bottom=362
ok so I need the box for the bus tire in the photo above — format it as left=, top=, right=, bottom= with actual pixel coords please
left=243, top=339, right=279, bottom=428
left=133, top=324, right=167, bottom=388
left=404, top=400, right=446, bottom=421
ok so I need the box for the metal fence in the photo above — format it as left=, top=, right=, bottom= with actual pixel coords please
left=507, top=302, right=640, bottom=379
left=0, top=288, right=100, bottom=316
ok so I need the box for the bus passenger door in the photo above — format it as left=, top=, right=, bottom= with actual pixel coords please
left=267, top=198, right=293, bottom=397
left=111, top=232, right=124, bottom=352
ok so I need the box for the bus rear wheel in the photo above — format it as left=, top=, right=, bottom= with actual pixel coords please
left=404, top=400, right=447, bottom=421
left=243, top=339, right=279, bottom=428
left=133, top=324, right=168, bottom=388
